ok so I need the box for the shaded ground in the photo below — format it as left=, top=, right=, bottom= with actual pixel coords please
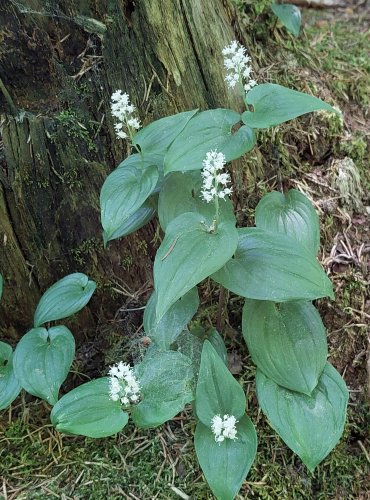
left=1, top=3, right=369, bottom=499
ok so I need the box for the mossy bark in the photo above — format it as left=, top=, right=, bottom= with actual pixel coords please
left=0, top=0, right=246, bottom=337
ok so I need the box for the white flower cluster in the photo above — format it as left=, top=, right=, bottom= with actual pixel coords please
left=211, top=414, right=238, bottom=443
left=108, top=361, right=141, bottom=405
left=222, top=40, right=257, bottom=93
left=111, top=90, right=141, bottom=140
left=201, top=151, right=232, bottom=203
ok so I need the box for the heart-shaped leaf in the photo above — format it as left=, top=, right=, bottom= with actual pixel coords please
left=196, top=341, right=246, bottom=426
left=242, top=84, right=339, bottom=129
left=51, top=378, right=128, bottom=437
left=101, top=163, right=159, bottom=243
left=271, top=3, right=301, bottom=37
left=144, top=287, right=199, bottom=350
left=154, top=212, right=238, bottom=320
left=164, top=109, right=256, bottom=174
left=212, top=228, right=334, bottom=302
left=0, top=341, right=21, bottom=410
left=158, top=171, right=235, bottom=231
left=133, top=109, right=198, bottom=154
left=255, top=189, right=320, bottom=256
left=34, top=273, right=96, bottom=327
left=243, top=300, right=327, bottom=394
left=104, top=196, right=157, bottom=244
left=13, top=326, right=75, bottom=405
left=195, top=415, right=257, bottom=500
left=117, top=153, right=165, bottom=195
left=117, top=152, right=164, bottom=171
left=256, top=363, right=348, bottom=471
left=131, top=351, right=193, bottom=428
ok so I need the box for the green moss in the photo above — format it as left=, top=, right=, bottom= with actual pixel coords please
left=340, top=135, right=367, bottom=162
left=340, top=275, right=368, bottom=310
left=121, top=255, right=133, bottom=271
left=55, top=109, right=97, bottom=152
left=61, top=166, right=84, bottom=189
left=71, top=237, right=102, bottom=266
left=231, top=0, right=273, bottom=15
left=299, top=20, right=370, bottom=107
left=136, top=239, right=148, bottom=255
left=1, top=393, right=368, bottom=499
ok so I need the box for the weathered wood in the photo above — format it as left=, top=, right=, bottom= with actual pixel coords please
left=0, top=0, right=244, bottom=337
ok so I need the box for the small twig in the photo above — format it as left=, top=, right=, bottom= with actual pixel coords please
left=0, top=77, right=18, bottom=116
left=161, top=236, right=179, bottom=260
left=216, top=286, right=225, bottom=333
left=357, top=441, right=370, bottom=463
left=169, top=486, right=189, bottom=499
left=119, top=306, right=146, bottom=312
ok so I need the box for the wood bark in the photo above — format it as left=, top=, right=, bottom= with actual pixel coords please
left=0, top=0, right=245, bottom=338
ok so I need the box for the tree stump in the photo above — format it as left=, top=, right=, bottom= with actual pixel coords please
left=0, top=0, right=245, bottom=337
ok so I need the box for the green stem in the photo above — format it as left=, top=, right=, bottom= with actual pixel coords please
left=126, top=121, right=141, bottom=154
left=239, top=79, right=245, bottom=103
left=213, top=194, right=220, bottom=233
left=238, top=70, right=246, bottom=104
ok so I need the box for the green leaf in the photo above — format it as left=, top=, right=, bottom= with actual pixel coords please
left=212, top=228, right=334, bottom=302
left=196, top=341, right=246, bottom=426
left=204, top=328, right=228, bottom=366
left=133, top=109, right=198, bottom=155
left=34, top=273, right=96, bottom=327
left=0, top=273, right=3, bottom=301
left=13, top=326, right=75, bottom=405
left=255, top=189, right=320, bottom=256
left=116, top=151, right=164, bottom=178
left=242, top=84, right=339, bottom=129
left=131, top=351, right=193, bottom=428
left=175, top=327, right=227, bottom=380
left=195, top=415, right=257, bottom=500
left=0, top=342, right=21, bottom=410
left=117, top=151, right=164, bottom=171
left=256, top=363, right=348, bottom=471
left=51, top=378, right=128, bottom=437
left=104, top=196, right=157, bottom=244
left=158, top=171, right=235, bottom=232
left=242, top=300, right=327, bottom=394
left=164, top=109, right=256, bottom=174
left=188, top=326, right=227, bottom=365
left=117, top=153, right=165, bottom=195
left=144, top=287, right=199, bottom=350
left=100, top=163, right=159, bottom=242
left=154, top=212, right=238, bottom=319
left=118, top=153, right=165, bottom=198
left=271, top=3, right=301, bottom=37
left=174, top=328, right=204, bottom=380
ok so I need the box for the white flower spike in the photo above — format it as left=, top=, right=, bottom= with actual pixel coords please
left=211, top=414, right=238, bottom=443
left=108, top=361, right=141, bottom=406
left=200, top=151, right=232, bottom=203
left=111, top=90, right=141, bottom=140
left=222, top=40, right=257, bottom=95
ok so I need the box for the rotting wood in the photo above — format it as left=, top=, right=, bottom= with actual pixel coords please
left=0, top=0, right=245, bottom=337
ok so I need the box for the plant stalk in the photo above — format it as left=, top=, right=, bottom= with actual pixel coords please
left=213, top=194, right=220, bottom=233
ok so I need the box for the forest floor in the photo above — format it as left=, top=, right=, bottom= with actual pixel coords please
left=1, top=3, right=369, bottom=500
